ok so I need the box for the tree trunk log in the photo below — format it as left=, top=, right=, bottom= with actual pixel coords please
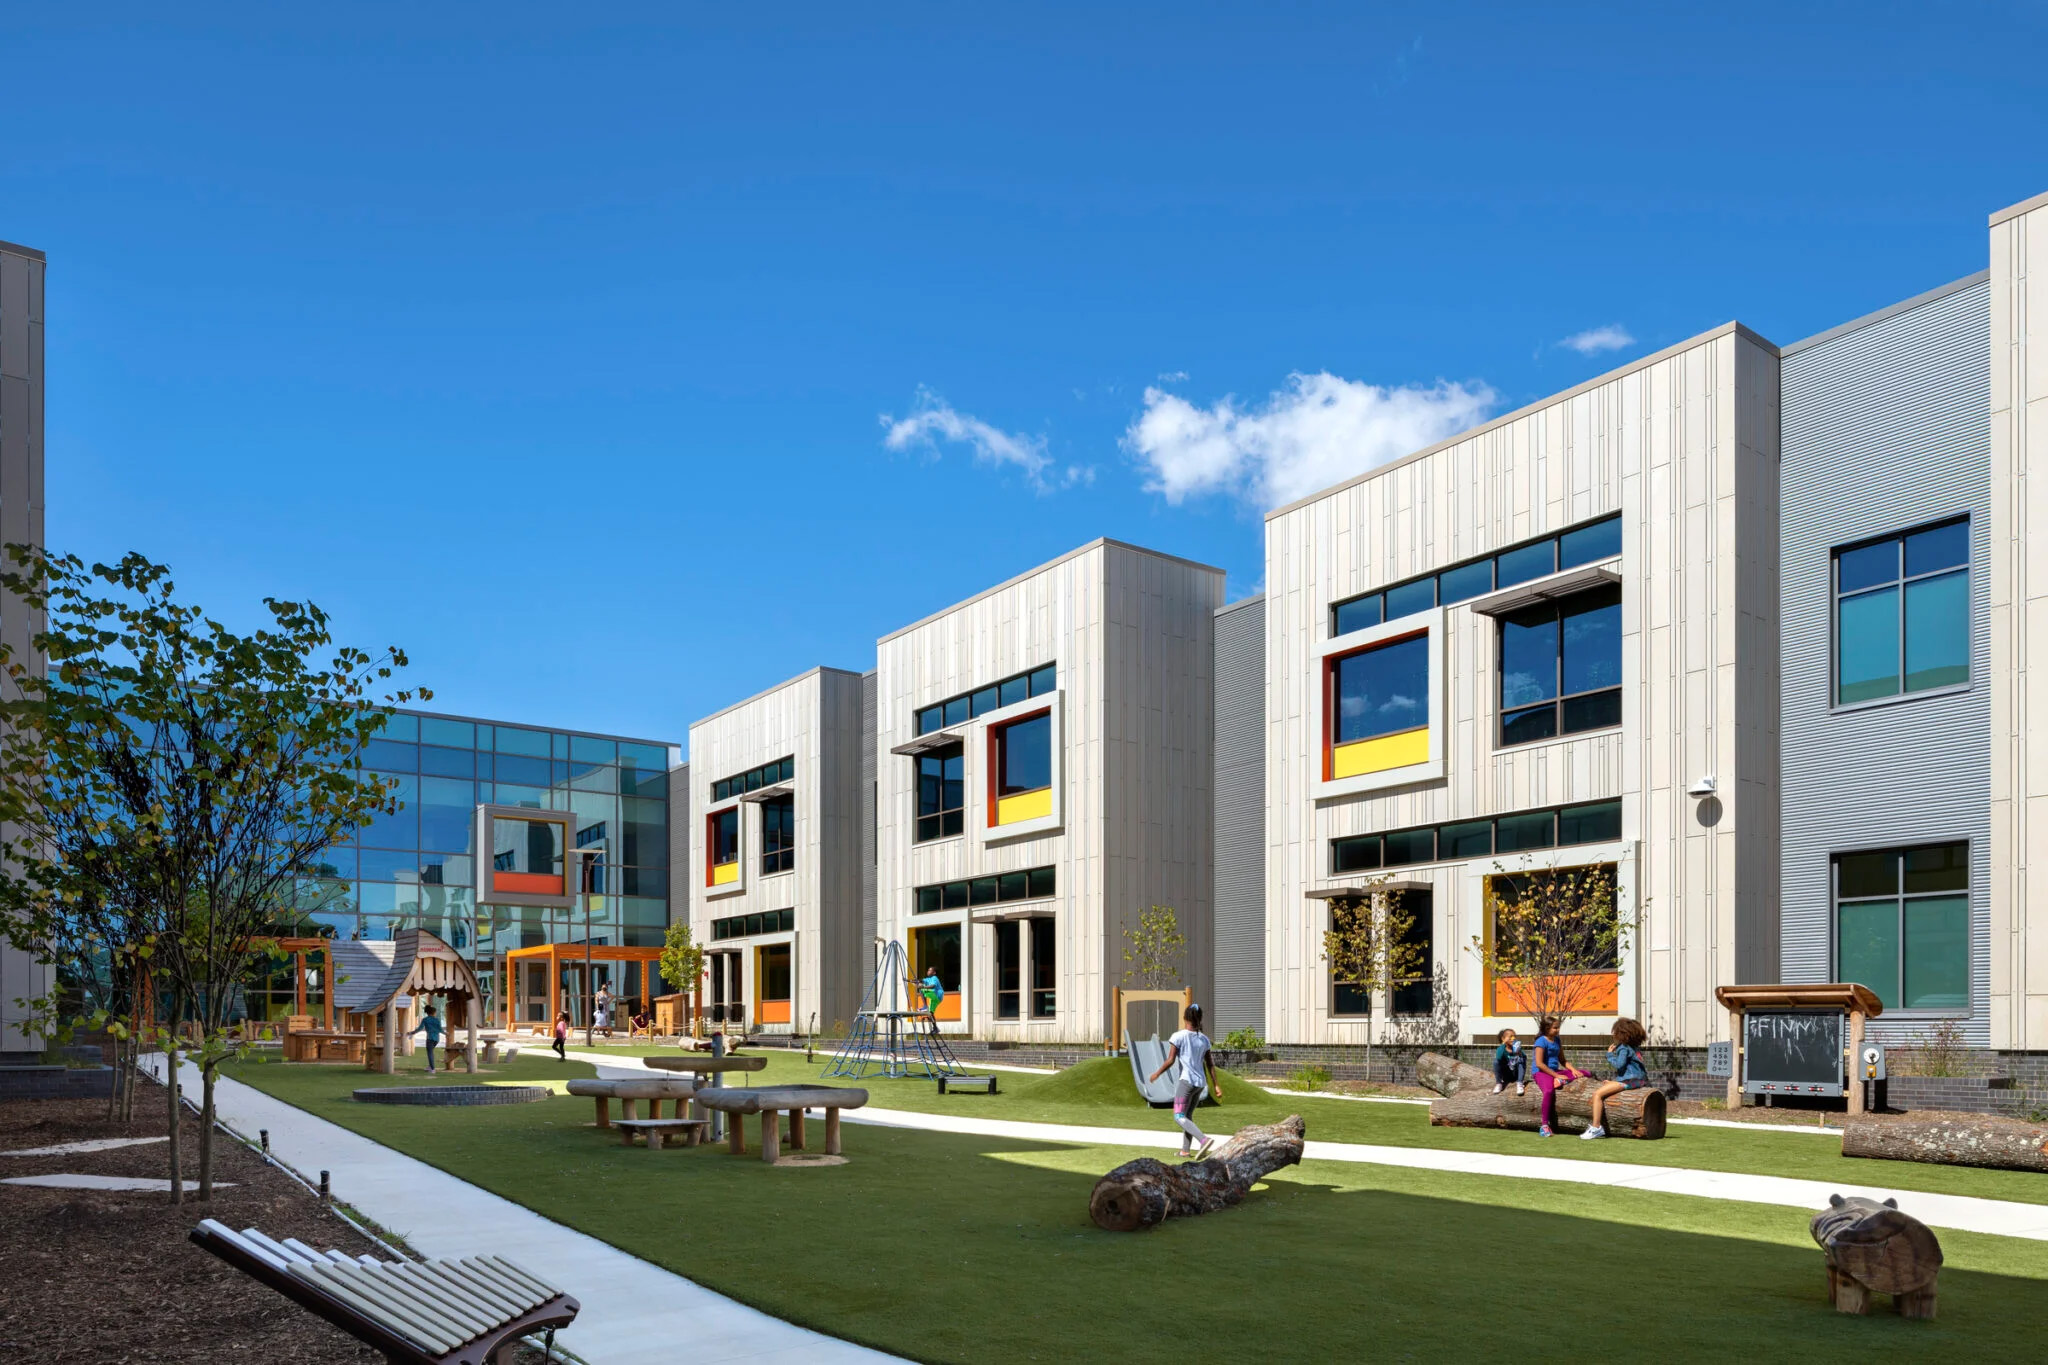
left=1088, top=1117, right=1305, bottom=1232
left=1842, top=1113, right=2048, bottom=1173
left=1415, top=1052, right=1666, bottom=1140
left=1810, top=1194, right=1942, bottom=1317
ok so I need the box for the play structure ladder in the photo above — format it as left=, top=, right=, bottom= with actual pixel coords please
left=823, top=940, right=968, bottom=1081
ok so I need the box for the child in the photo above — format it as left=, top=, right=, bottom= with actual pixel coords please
left=594, top=986, right=613, bottom=1038
left=1491, top=1026, right=1528, bottom=1095
left=1581, top=1017, right=1651, bottom=1140
left=552, top=1009, right=570, bottom=1061
left=1530, top=1016, right=1588, bottom=1138
left=920, top=968, right=944, bottom=1018
left=1146, top=1003, right=1224, bottom=1160
left=411, top=1003, right=444, bottom=1074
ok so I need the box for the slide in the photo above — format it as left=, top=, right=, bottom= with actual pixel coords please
left=1126, top=1031, right=1205, bottom=1109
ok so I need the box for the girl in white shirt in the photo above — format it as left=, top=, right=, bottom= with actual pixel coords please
left=1147, top=1003, right=1224, bottom=1160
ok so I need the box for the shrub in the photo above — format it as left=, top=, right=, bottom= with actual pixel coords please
left=1285, top=1065, right=1332, bottom=1093
left=1221, top=1027, right=1265, bottom=1054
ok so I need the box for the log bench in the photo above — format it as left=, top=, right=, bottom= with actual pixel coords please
left=563, top=1078, right=699, bottom=1129
left=1416, top=1052, right=1666, bottom=1139
left=614, top=1118, right=709, bottom=1151
left=690, top=1084, right=870, bottom=1162
left=937, top=1074, right=998, bottom=1095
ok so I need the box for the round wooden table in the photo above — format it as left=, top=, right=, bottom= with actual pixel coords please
left=687, top=1084, right=870, bottom=1161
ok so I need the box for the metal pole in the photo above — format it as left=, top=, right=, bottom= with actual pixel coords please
left=581, top=850, right=594, bottom=1050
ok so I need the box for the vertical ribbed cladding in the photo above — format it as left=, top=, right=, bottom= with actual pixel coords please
left=860, top=670, right=878, bottom=987
left=1779, top=275, right=1992, bottom=1045
left=1212, top=594, right=1266, bottom=1037
left=667, top=760, right=689, bottom=961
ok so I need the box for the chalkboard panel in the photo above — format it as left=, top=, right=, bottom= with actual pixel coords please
left=1743, top=1009, right=1844, bottom=1097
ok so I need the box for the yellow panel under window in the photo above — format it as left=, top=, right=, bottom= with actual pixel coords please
left=996, top=787, right=1053, bottom=825
left=711, top=860, right=739, bottom=885
left=1331, top=727, right=1428, bottom=778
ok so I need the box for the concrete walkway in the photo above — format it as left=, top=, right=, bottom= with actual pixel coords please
left=145, top=1054, right=898, bottom=1365
left=567, top=1049, right=2048, bottom=1242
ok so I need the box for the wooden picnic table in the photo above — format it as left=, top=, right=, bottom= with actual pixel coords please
left=283, top=1029, right=366, bottom=1064
left=640, top=1055, right=768, bottom=1076
left=690, top=1084, right=869, bottom=1162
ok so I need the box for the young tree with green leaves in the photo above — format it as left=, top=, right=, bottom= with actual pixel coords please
left=1121, top=905, right=1188, bottom=989
left=0, top=548, right=424, bottom=1201
left=658, top=917, right=704, bottom=1032
left=1467, top=862, right=1628, bottom=1026
left=1322, top=884, right=1428, bottom=1079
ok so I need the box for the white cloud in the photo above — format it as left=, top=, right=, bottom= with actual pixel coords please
left=1124, top=371, right=1495, bottom=510
left=1157, top=370, right=1188, bottom=383
left=1558, top=325, right=1635, bottom=355
left=880, top=388, right=1091, bottom=492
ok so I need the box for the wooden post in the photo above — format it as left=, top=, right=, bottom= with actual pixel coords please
left=323, top=949, right=335, bottom=1031
left=825, top=1108, right=842, bottom=1156
left=789, top=1107, right=806, bottom=1151
left=1725, top=1005, right=1743, bottom=1109
left=294, top=951, right=306, bottom=1014
left=1846, top=1008, right=1866, bottom=1116
left=466, top=997, right=479, bottom=1075
left=382, top=1005, right=397, bottom=1076
left=761, top=1111, right=781, bottom=1163
left=728, top=1111, right=745, bottom=1156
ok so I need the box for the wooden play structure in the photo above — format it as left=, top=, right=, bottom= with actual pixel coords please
left=329, top=929, right=487, bottom=1076
left=690, top=1084, right=869, bottom=1163
left=1715, top=983, right=1883, bottom=1115
left=1416, top=1051, right=1667, bottom=1139
left=1109, top=986, right=1194, bottom=1052
left=1810, top=1194, right=1942, bottom=1318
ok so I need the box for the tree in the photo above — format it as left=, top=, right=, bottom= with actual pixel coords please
left=0, top=548, right=424, bottom=1201
left=1466, top=862, right=1629, bottom=1026
left=658, top=918, right=704, bottom=1031
left=1321, top=884, right=1428, bottom=1078
left=1121, top=905, right=1187, bottom=989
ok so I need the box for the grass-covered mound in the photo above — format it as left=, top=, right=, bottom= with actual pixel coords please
left=1027, top=1056, right=1283, bottom=1118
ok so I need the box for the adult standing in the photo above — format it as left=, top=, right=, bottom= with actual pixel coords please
left=594, top=984, right=614, bottom=1039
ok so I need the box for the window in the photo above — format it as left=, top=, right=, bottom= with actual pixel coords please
left=1030, top=918, right=1056, bottom=1018
left=761, top=795, right=795, bottom=874
left=914, top=865, right=1056, bottom=914
left=914, top=664, right=1057, bottom=736
left=1332, top=513, right=1622, bottom=634
left=1499, top=585, right=1622, bottom=746
left=993, top=916, right=1056, bottom=1021
left=1835, top=842, right=1969, bottom=1011
left=991, top=712, right=1053, bottom=825
left=710, top=907, right=794, bottom=941
left=712, top=756, right=794, bottom=803
left=912, top=924, right=962, bottom=997
left=996, top=921, right=1022, bottom=1020
left=708, top=808, right=739, bottom=885
left=1834, top=518, right=1969, bottom=706
left=916, top=743, right=965, bottom=842
left=1330, top=799, right=1620, bottom=873
left=1328, top=893, right=1431, bottom=1016
left=1328, top=633, right=1429, bottom=779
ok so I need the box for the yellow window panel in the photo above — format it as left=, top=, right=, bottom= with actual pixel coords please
left=996, top=787, right=1053, bottom=825
left=711, top=861, right=739, bottom=886
left=1330, top=727, right=1429, bottom=778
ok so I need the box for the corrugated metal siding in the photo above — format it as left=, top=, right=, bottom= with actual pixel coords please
left=1779, top=278, right=1992, bottom=1044
left=1213, top=595, right=1266, bottom=1036
left=860, top=670, right=878, bottom=987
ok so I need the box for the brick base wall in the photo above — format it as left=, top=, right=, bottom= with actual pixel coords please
left=0, top=1065, right=116, bottom=1101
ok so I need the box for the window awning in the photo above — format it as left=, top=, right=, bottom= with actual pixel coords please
left=1305, top=880, right=1432, bottom=900
left=738, top=781, right=795, bottom=803
left=1465, top=560, right=1621, bottom=617
left=889, top=730, right=964, bottom=756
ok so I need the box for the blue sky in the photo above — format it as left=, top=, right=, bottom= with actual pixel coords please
left=9, top=4, right=2044, bottom=746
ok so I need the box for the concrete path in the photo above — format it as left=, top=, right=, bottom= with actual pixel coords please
left=144, top=1054, right=898, bottom=1365
left=566, top=1049, right=2048, bottom=1242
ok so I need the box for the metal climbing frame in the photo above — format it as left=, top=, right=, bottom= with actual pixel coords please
left=822, top=939, right=967, bottom=1080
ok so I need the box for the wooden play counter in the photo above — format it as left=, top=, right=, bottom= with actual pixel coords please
left=688, top=1084, right=870, bottom=1162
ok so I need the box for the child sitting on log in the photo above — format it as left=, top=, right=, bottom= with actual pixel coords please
left=1580, top=1017, right=1651, bottom=1141
left=1531, top=1016, right=1587, bottom=1138
left=1147, top=1002, right=1224, bottom=1161
left=1491, top=1027, right=1528, bottom=1096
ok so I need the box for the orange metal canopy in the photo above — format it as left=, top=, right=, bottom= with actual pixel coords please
left=1714, top=982, right=1884, bottom=1017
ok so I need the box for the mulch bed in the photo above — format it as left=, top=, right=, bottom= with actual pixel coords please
left=0, top=1080, right=549, bottom=1364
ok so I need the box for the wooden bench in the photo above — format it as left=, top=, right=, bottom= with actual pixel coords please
left=938, top=1074, right=998, bottom=1095
left=189, top=1218, right=578, bottom=1365
left=614, top=1117, right=710, bottom=1151
left=564, top=1077, right=698, bottom=1128
left=690, top=1084, right=870, bottom=1163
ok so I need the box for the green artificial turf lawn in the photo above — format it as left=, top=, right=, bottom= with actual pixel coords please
left=230, top=1053, right=2048, bottom=1363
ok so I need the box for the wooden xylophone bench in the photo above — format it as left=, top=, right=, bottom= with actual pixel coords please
left=614, top=1117, right=710, bottom=1150
left=938, top=1073, right=999, bottom=1095
left=190, top=1219, right=578, bottom=1365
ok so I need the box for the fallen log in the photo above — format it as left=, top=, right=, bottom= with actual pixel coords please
left=1415, top=1052, right=1666, bottom=1140
left=1842, top=1113, right=2048, bottom=1173
left=1088, top=1117, right=1305, bottom=1232
left=1810, top=1193, right=1942, bottom=1318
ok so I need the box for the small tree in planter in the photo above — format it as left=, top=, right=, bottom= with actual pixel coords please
left=658, top=918, right=705, bottom=1033
left=1467, top=862, right=1629, bottom=1034
left=1322, top=885, right=1427, bottom=1082
left=1121, top=905, right=1187, bottom=988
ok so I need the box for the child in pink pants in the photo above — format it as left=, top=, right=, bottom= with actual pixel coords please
left=1530, top=1016, right=1587, bottom=1137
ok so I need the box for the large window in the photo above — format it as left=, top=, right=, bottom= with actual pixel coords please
left=992, top=712, right=1053, bottom=825
left=914, top=664, right=1057, bottom=736
left=915, top=865, right=1056, bottom=914
left=713, top=756, right=793, bottom=803
left=761, top=795, right=795, bottom=874
left=1327, top=634, right=1429, bottom=779
left=1834, top=518, right=1969, bottom=706
left=995, top=919, right=1057, bottom=1020
left=708, top=807, right=739, bottom=885
left=1499, top=585, right=1622, bottom=746
left=1332, top=513, right=1622, bottom=634
left=1330, top=891, right=1433, bottom=1017
left=916, top=743, right=965, bottom=842
left=1332, top=799, right=1621, bottom=873
left=711, top=907, right=794, bottom=941
left=1835, top=842, right=1968, bottom=1012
